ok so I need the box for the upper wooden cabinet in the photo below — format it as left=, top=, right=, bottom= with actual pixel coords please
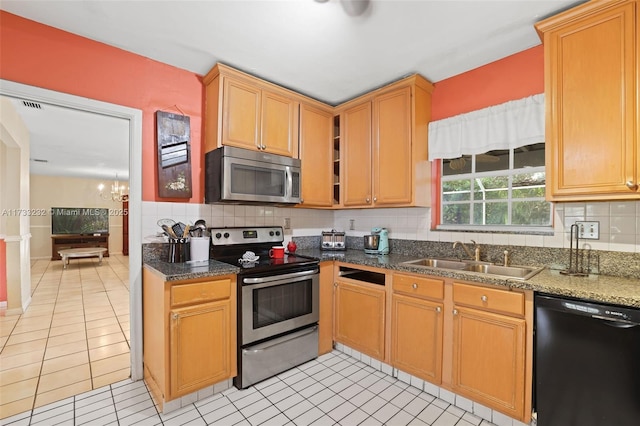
left=341, top=99, right=373, bottom=207
left=336, top=75, right=434, bottom=208
left=535, top=0, right=640, bottom=200
left=299, top=102, right=335, bottom=207
left=203, top=64, right=434, bottom=208
left=374, top=86, right=413, bottom=206
left=204, top=64, right=299, bottom=157
left=261, top=90, right=299, bottom=157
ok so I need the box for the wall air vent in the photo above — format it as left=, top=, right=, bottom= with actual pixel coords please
left=31, top=158, right=48, bottom=163
left=22, top=101, right=42, bottom=109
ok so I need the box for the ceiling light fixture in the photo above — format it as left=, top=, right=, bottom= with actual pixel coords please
left=340, top=0, right=370, bottom=16
left=314, top=0, right=370, bottom=17
left=98, top=175, right=128, bottom=202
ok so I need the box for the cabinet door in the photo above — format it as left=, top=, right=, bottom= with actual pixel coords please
left=222, top=78, right=261, bottom=150
left=334, top=281, right=385, bottom=360
left=452, top=306, right=526, bottom=420
left=299, top=103, right=334, bottom=207
left=170, top=300, right=231, bottom=398
left=261, top=90, right=298, bottom=157
left=318, top=262, right=334, bottom=355
left=542, top=1, right=638, bottom=199
left=342, top=101, right=373, bottom=207
left=391, top=294, right=443, bottom=384
left=373, top=86, right=412, bottom=205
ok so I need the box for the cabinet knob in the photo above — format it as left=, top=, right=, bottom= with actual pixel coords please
left=300, top=199, right=304, bottom=204
left=626, top=180, right=639, bottom=190
left=481, top=295, right=488, bottom=302
left=366, top=198, right=370, bottom=203
left=435, top=306, right=441, bottom=313
left=412, top=283, right=418, bottom=289
left=262, top=144, right=267, bottom=150
left=172, top=313, right=178, bottom=320
left=334, top=282, right=338, bottom=287
left=453, top=309, right=458, bottom=315
left=373, top=197, right=377, bottom=202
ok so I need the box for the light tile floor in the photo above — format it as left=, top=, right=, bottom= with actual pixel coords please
left=0, top=255, right=130, bottom=420
left=1, top=351, right=500, bottom=426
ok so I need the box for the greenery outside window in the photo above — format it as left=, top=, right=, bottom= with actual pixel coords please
left=440, top=143, right=552, bottom=230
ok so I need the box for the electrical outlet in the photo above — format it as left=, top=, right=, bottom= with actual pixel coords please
left=349, top=219, right=355, bottom=230
left=576, top=221, right=599, bottom=240
left=284, top=218, right=291, bottom=229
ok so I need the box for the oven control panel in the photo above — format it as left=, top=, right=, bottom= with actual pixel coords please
left=209, top=226, right=283, bottom=246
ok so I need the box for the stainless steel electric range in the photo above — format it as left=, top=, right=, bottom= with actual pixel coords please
left=209, top=226, right=320, bottom=389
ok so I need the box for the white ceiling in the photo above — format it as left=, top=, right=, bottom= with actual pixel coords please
left=3, top=96, right=130, bottom=180
left=0, top=0, right=581, bottom=180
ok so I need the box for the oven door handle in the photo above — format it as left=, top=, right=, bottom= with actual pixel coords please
left=243, top=326, right=318, bottom=353
left=243, top=268, right=319, bottom=284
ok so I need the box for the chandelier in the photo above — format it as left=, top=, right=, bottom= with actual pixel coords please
left=98, top=175, right=129, bottom=202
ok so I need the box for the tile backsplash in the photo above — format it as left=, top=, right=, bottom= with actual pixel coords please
left=142, top=200, right=640, bottom=253
left=141, top=202, right=334, bottom=245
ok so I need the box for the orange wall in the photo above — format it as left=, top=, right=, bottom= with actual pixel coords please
left=1, top=11, right=543, bottom=204
left=431, top=46, right=544, bottom=121
left=0, top=11, right=205, bottom=202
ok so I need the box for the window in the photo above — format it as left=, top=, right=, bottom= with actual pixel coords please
left=440, top=143, right=551, bottom=229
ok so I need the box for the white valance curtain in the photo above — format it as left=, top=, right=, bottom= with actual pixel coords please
left=428, top=93, right=545, bottom=161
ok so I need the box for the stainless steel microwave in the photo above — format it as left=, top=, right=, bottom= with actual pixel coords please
left=205, top=146, right=301, bottom=205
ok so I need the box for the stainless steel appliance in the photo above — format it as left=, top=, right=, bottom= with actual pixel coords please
left=364, top=227, right=389, bottom=255
left=321, top=229, right=346, bottom=251
left=535, top=294, right=640, bottom=426
left=209, top=226, right=319, bottom=389
left=205, top=146, right=301, bottom=205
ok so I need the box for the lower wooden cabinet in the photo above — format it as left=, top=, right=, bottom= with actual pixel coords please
left=451, top=306, right=526, bottom=419
left=170, top=300, right=232, bottom=396
left=334, top=279, right=386, bottom=360
left=391, top=293, right=443, bottom=383
left=326, top=263, right=532, bottom=424
left=450, top=282, right=530, bottom=422
left=318, top=261, right=335, bottom=355
left=143, top=268, right=237, bottom=411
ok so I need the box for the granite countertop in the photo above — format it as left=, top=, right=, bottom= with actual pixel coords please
left=144, top=259, right=240, bottom=281
left=295, top=249, right=640, bottom=309
left=142, top=248, right=639, bottom=308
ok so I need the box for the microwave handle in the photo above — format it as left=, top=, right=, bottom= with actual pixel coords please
left=285, top=167, right=292, bottom=199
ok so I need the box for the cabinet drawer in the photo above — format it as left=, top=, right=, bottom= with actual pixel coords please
left=393, top=274, right=444, bottom=300
left=171, top=279, right=231, bottom=307
left=453, top=282, right=523, bottom=316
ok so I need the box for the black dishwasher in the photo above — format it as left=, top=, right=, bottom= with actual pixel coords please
left=535, top=294, right=640, bottom=426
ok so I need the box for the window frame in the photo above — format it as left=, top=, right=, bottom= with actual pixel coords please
left=436, top=146, right=553, bottom=233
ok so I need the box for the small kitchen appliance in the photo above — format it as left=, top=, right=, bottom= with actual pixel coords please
left=205, top=146, right=301, bottom=205
left=364, top=227, right=389, bottom=255
left=321, top=229, right=346, bottom=251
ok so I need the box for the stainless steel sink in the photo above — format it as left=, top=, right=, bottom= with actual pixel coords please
left=403, top=258, right=468, bottom=270
left=463, top=263, right=543, bottom=280
left=402, top=257, right=543, bottom=280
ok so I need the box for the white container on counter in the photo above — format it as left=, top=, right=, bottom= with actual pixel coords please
left=190, top=237, right=210, bottom=262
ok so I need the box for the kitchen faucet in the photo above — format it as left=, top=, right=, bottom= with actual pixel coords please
left=453, top=240, right=481, bottom=261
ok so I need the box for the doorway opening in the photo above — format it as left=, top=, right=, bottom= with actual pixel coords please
left=0, top=80, right=142, bottom=419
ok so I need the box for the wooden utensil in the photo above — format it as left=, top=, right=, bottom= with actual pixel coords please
left=162, top=224, right=177, bottom=238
